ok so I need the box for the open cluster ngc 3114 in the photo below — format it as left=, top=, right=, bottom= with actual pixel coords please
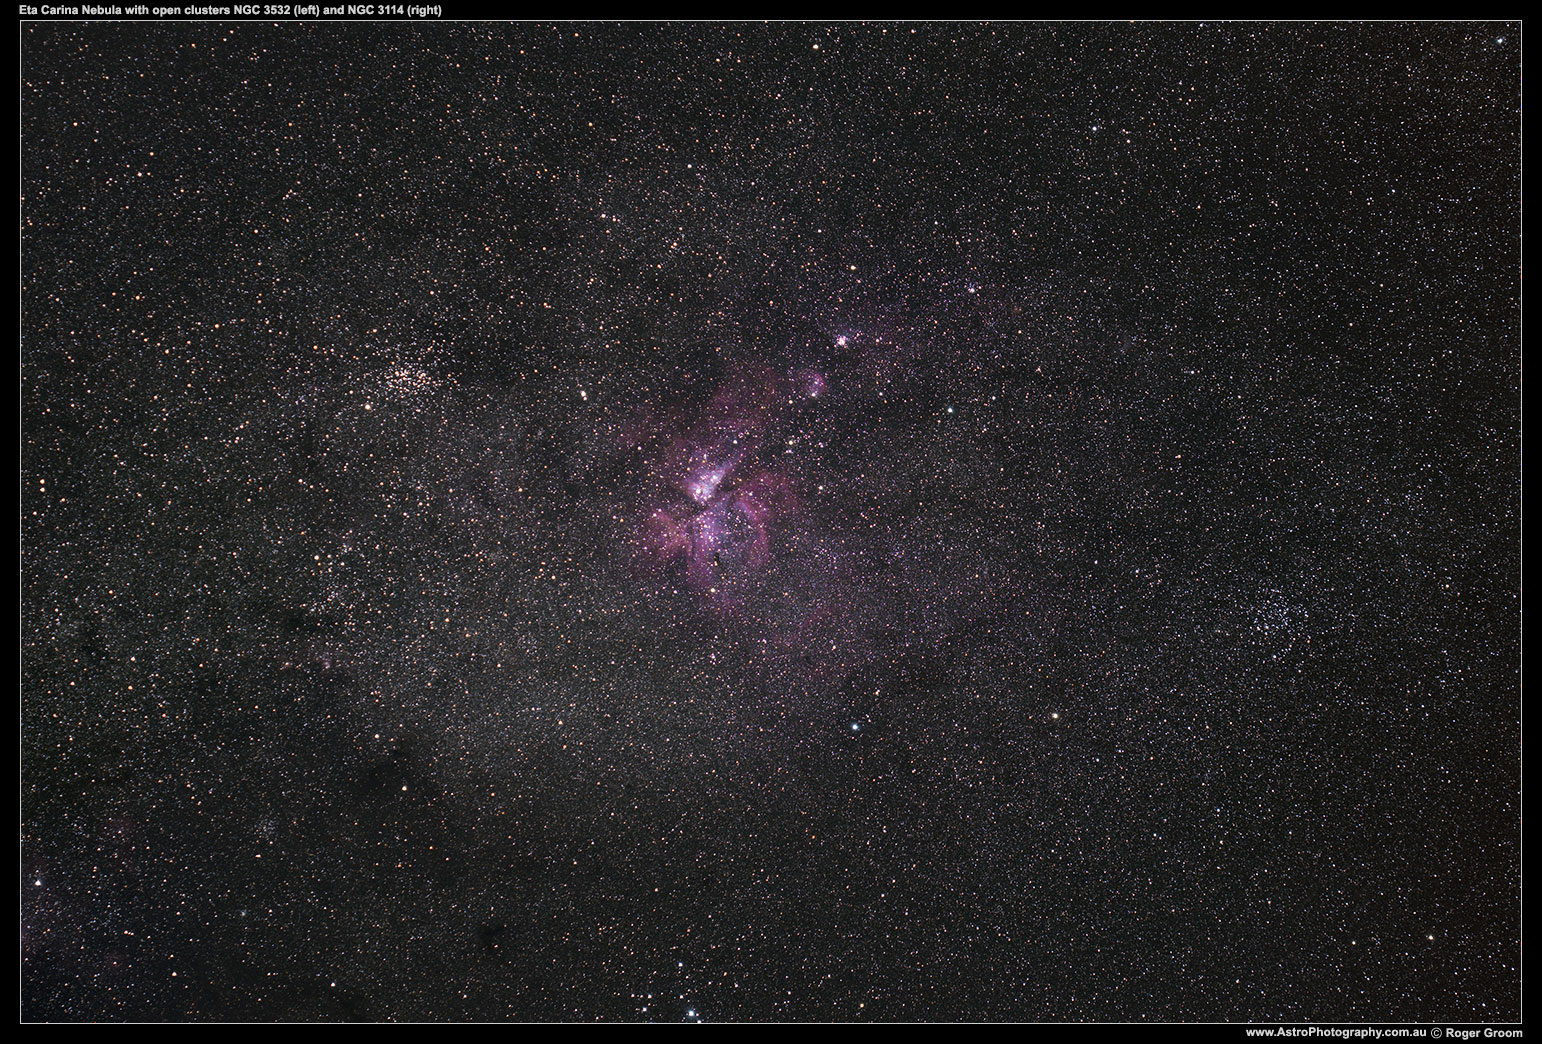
left=20, top=21, right=1520, bottom=1023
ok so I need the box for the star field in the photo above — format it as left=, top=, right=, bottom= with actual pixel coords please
left=21, top=21, right=1520, bottom=1022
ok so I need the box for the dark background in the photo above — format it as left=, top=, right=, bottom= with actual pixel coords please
left=21, top=21, right=1520, bottom=1022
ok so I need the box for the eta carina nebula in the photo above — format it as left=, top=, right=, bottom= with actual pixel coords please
left=632, top=363, right=808, bottom=603
left=620, top=352, right=909, bottom=697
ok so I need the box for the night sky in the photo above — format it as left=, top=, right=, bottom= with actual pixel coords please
left=21, top=21, right=1521, bottom=1023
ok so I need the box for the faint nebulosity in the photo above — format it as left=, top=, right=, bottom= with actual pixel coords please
left=21, top=21, right=1520, bottom=1022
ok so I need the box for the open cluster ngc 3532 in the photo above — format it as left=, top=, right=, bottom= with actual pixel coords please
left=20, top=21, right=1520, bottom=1023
